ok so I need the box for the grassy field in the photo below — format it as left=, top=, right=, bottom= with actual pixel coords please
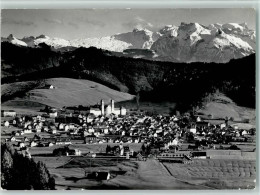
left=33, top=155, right=214, bottom=190
left=163, top=159, right=256, bottom=189
left=29, top=143, right=142, bottom=156
left=2, top=77, right=135, bottom=109
left=31, top=143, right=217, bottom=190
left=197, top=93, right=255, bottom=126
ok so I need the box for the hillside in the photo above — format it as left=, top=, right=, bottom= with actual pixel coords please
left=197, top=93, right=255, bottom=128
left=1, top=42, right=255, bottom=113
left=1, top=78, right=135, bottom=110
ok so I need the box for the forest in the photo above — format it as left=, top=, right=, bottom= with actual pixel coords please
left=1, top=42, right=256, bottom=112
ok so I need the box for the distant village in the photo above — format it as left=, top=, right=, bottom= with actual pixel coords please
left=1, top=98, right=256, bottom=163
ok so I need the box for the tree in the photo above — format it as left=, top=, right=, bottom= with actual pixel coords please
left=34, top=161, right=53, bottom=190
left=186, top=132, right=194, bottom=143
left=106, top=145, right=111, bottom=154
left=1, top=150, right=13, bottom=189
left=136, top=92, right=140, bottom=111
left=1, top=143, right=55, bottom=190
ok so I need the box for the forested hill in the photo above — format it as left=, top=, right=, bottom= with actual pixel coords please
left=1, top=42, right=255, bottom=111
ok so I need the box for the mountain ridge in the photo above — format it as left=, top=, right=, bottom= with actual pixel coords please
left=1, top=22, right=255, bottom=63
left=1, top=42, right=255, bottom=111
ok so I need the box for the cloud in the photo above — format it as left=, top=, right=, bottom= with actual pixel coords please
left=2, top=18, right=37, bottom=27
left=68, top=21, right=79, bottom=29
left=44, top=18, right=63, bottom=25
left=76, top=17, right=106, bottom=27
left=122, top=16, right=154, bottom=30
left=85, top=19, right=105, bottom=27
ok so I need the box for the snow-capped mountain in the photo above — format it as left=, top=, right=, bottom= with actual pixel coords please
left=2, top=34, right=28, bottom=47
left=113, top=27, right=161, bottom=49
left=151, top=22, right=255, bottom=63
left=3, top=28, right=158, bottom=52
left=1, top=22, right=255, bottom=63
left=70, top=36, right=132, bottom=52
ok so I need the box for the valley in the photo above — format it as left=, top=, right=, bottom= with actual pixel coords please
left=1, top=15, right=256, bottom=191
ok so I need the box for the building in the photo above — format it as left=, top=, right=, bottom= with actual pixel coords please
left=196, top=121, right=210, bottom=129
left=88, top=99, right=126, bottom=116
left=84, top=135, right=97, bottom=144
left=1, top=110, right=16, bottom=117
left=4, top=121, right=10, bottom=127
left=188, top=128, right=197, bottom=134
left=55, top=138, right=71, bottom=145
left=45, top=84, right=54, bottom=89
left=66, top=149, right=82, bottom=156
left=49, top=111, right=58, bottom=118
left=191, top=151, right=207, bottom=159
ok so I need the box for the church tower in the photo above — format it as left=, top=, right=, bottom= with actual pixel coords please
left=101, top=100, right=104, bottom=115
left=111, top=99, right=114, bottom=114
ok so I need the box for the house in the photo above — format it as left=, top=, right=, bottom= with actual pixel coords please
left=55, top=138, right=71, bottom=145
left=1, top=110, right=16, bottom=117
left=30, top=141, right=38, bottom=147
left=49, top=111, right=58, bottom=118
left=42, top=126, right=49, bottom=132
left=66, top=149, right=82, bottom=156
left=64, top=125, right=70, bottom=131
left=196, top=121, right=210, bottom=128
left=165, top=138, right=179, bottom=149
left=58, top=123, right=65, bottom=130
left=24, top=129, right=32, bottom=134
left=12, top=120, right=17, bottom=126
left=191, top=151, right=207, bottom=159
left=4, top=121, right=10, bottom=127
left=50, top=129, right=57, bottom=134
left=241, top=130, right=248, bottom=136
left=220, top=123, right=226, bottom=129
left=84, top=135, right=97, bottom=144
left=18, top=142, right=26, bottom=148
left=45, top=84, right=54, bottom=89
left=10, top=136, right=16, bottom=142
left=188, top=128, right=196, bottom=134
left=24, top=137, right=30, bottom=142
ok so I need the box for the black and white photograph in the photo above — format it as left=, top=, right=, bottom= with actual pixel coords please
left=0, top=7, right=257, bottom=190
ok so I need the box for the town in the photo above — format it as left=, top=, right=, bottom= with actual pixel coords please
left=1, top=98, right=256, bottom=189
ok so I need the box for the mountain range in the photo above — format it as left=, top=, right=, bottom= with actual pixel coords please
left=1, top=22, right=255, bottom=63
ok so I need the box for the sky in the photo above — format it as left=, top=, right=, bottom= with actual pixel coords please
left=1, top=8, right=256, bottom=40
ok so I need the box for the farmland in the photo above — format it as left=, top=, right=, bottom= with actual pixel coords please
left=163, top=159, right=256, bottom=189
left=33, top=155, right=215, bottom=190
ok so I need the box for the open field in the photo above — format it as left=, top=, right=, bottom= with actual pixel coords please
left=30, top=144, right=257, bottom=190
left=1, top=77, right=135, bottom=109
left=163, top=159, right=256, bottom=189
left=33, top=155, right=214, bottom=190
left=197, top=94, right=255, bottom=126
left=29, top=143, right=142, bottom=156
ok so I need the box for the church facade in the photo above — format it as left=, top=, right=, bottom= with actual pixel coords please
left=89, top=99, right=126, bottom=116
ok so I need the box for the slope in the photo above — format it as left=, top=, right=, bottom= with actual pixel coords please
left=197, top=93, right=255, bottom=127
left=1, top=78, right=135, bottom=110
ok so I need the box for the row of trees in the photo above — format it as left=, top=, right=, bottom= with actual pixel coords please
left=1, top=143, right=55, bottom=190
